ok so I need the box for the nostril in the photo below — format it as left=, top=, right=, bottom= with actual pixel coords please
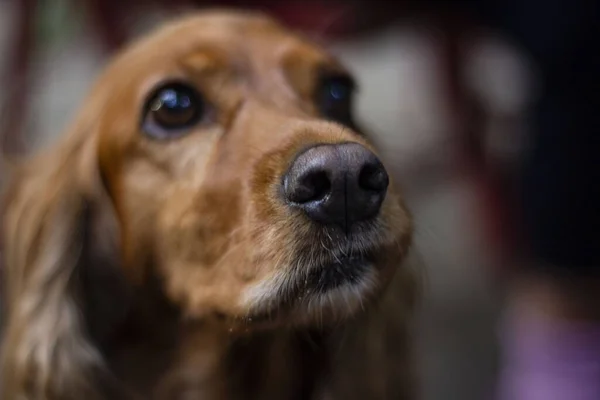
left=287, top=170, right=331, bottom=204
left=358, top=162, right=389, bottom=193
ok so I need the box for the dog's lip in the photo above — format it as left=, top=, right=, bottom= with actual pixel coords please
left=242, top=251, right=375, bottom=325
left=287, top=249, right=376, bottom=301
left=305, top=253, right=373, bottom=293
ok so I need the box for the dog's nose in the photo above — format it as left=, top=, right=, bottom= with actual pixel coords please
left=283, top=143, right=389, bottom=229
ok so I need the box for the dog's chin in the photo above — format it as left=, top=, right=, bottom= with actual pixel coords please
left=236, top=253, right=382, bottom=331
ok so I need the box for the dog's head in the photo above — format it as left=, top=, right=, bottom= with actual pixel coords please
left=3, top=11, right=412, bottom=337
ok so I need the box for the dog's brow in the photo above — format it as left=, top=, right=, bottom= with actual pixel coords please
left=179, top=47, right=231, bottom=74
left=273, top=36, right=304, bottom=63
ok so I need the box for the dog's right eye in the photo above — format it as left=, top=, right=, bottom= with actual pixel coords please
left=142, top=82, right=204, bottom=139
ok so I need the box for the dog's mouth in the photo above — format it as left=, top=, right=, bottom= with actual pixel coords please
left=240, top=249, right=378, bottom=327
left=304, top=253, right=373, bottom=294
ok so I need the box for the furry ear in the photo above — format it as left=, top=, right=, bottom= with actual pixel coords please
left=0, top=134, right=129, bottom=399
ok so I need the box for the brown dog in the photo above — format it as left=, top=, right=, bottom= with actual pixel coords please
left=0, top=10, right=417, bottom=400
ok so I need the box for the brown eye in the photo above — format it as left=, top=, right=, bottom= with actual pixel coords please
left=142, top=82, right=204, bottom=139
left=316, top=74, right=356, bottom=127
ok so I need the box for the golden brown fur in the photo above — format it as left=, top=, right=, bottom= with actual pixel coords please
left=0, top=10, right=417, bottom=399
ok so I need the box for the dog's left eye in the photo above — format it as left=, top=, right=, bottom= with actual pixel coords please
left=142, top=82, right=204, bottom=139
left=316, top=74, right=356, bottom=127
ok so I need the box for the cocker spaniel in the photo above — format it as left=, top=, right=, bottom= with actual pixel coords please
left=0, top=10, right=417, bottom=400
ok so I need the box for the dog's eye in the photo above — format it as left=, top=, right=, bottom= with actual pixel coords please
left=316, top=74, right=356, bottom=127
left=142, top=82, right=204, bottom=139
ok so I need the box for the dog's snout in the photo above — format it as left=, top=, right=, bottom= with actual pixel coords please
left=284, top=143, right=389, bottom=229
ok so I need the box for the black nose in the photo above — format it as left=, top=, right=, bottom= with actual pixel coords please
left=283, top=143, right=389, bottom=230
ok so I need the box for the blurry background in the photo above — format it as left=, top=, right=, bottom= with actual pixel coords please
left=0, top=1, right=540, bottom=399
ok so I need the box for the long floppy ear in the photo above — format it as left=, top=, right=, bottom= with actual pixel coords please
left=0, top=124, right=130, bottom=399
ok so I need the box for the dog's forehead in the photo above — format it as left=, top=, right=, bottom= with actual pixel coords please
left=157, top=10, right=287, bottom=42
left=107, top=11, right=330, bottom=80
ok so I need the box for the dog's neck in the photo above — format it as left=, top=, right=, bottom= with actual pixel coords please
left=99, top=281, right=334, bottom=400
